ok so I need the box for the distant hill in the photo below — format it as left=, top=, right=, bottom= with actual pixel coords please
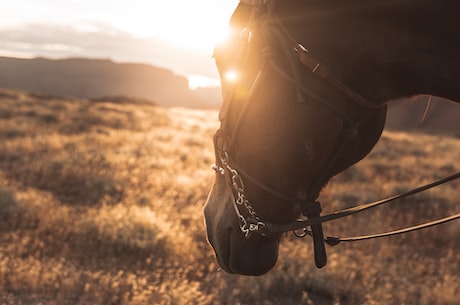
left=0, top=56, right=221, bottom=108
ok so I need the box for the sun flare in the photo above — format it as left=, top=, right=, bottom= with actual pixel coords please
left=224, top=70, right=239, bottom=82
left=120, top=1, right=238, bottom=52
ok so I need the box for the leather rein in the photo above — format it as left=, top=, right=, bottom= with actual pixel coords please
left=213, top=2, right=460, bottom=268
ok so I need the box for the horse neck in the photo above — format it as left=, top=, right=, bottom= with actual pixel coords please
left=279, top=0, right=460, bottom=104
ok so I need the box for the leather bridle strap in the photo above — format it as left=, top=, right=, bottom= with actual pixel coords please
left=324, top=213, right=460, bottom=245
left=270, top=14, right=384, bottom=110
left=260, top=172, right=460, bottom=236
left=294, top=44, right=383, bottom=110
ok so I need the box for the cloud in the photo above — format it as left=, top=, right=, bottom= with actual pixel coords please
left=0, top=23, right=219, bottom=80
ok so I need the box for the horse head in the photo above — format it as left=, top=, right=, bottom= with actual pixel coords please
left=204, top=0, right=460, bottom=275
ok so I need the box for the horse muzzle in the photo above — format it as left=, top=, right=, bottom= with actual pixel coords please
left=204, top=178, right=281, bottom=275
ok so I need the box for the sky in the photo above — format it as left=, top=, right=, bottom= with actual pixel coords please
left=0, top=0, right=239, bottom=89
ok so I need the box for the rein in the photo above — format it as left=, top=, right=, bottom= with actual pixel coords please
left=264, top=172, right=460, bottom=244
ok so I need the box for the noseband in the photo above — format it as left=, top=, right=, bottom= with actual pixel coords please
left=212, top=1, right=460, bottom=269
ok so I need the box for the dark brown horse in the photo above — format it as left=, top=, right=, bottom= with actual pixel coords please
left=204, top=0, right=460, bottom=275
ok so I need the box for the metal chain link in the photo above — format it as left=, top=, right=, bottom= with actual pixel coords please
left=212, top=152, right=267, bottom=238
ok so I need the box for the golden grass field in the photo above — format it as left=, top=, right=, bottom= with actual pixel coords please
left=0, top=88, right=458, bottom=305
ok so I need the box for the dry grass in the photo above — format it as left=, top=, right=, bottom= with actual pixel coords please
left=0, top=88, right=458, bottom=305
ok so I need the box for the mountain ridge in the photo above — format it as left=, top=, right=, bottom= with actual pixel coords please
left=0, top=56, right=221, bottom=108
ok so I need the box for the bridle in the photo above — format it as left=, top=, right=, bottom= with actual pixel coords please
left=212, top=1, right=460, bottom=268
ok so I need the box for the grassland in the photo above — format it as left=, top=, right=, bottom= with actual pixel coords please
left=0, top=88, right=458, bottom=305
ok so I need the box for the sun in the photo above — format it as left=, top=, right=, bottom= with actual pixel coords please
left=159, top=3, right=236, bottom=52
left=161, top=20, right=229, bottom=51
left=120, top=1, right=238, bottom=52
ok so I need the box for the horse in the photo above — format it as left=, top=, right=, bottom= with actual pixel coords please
left=204, top=0, right=460, bottom=276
